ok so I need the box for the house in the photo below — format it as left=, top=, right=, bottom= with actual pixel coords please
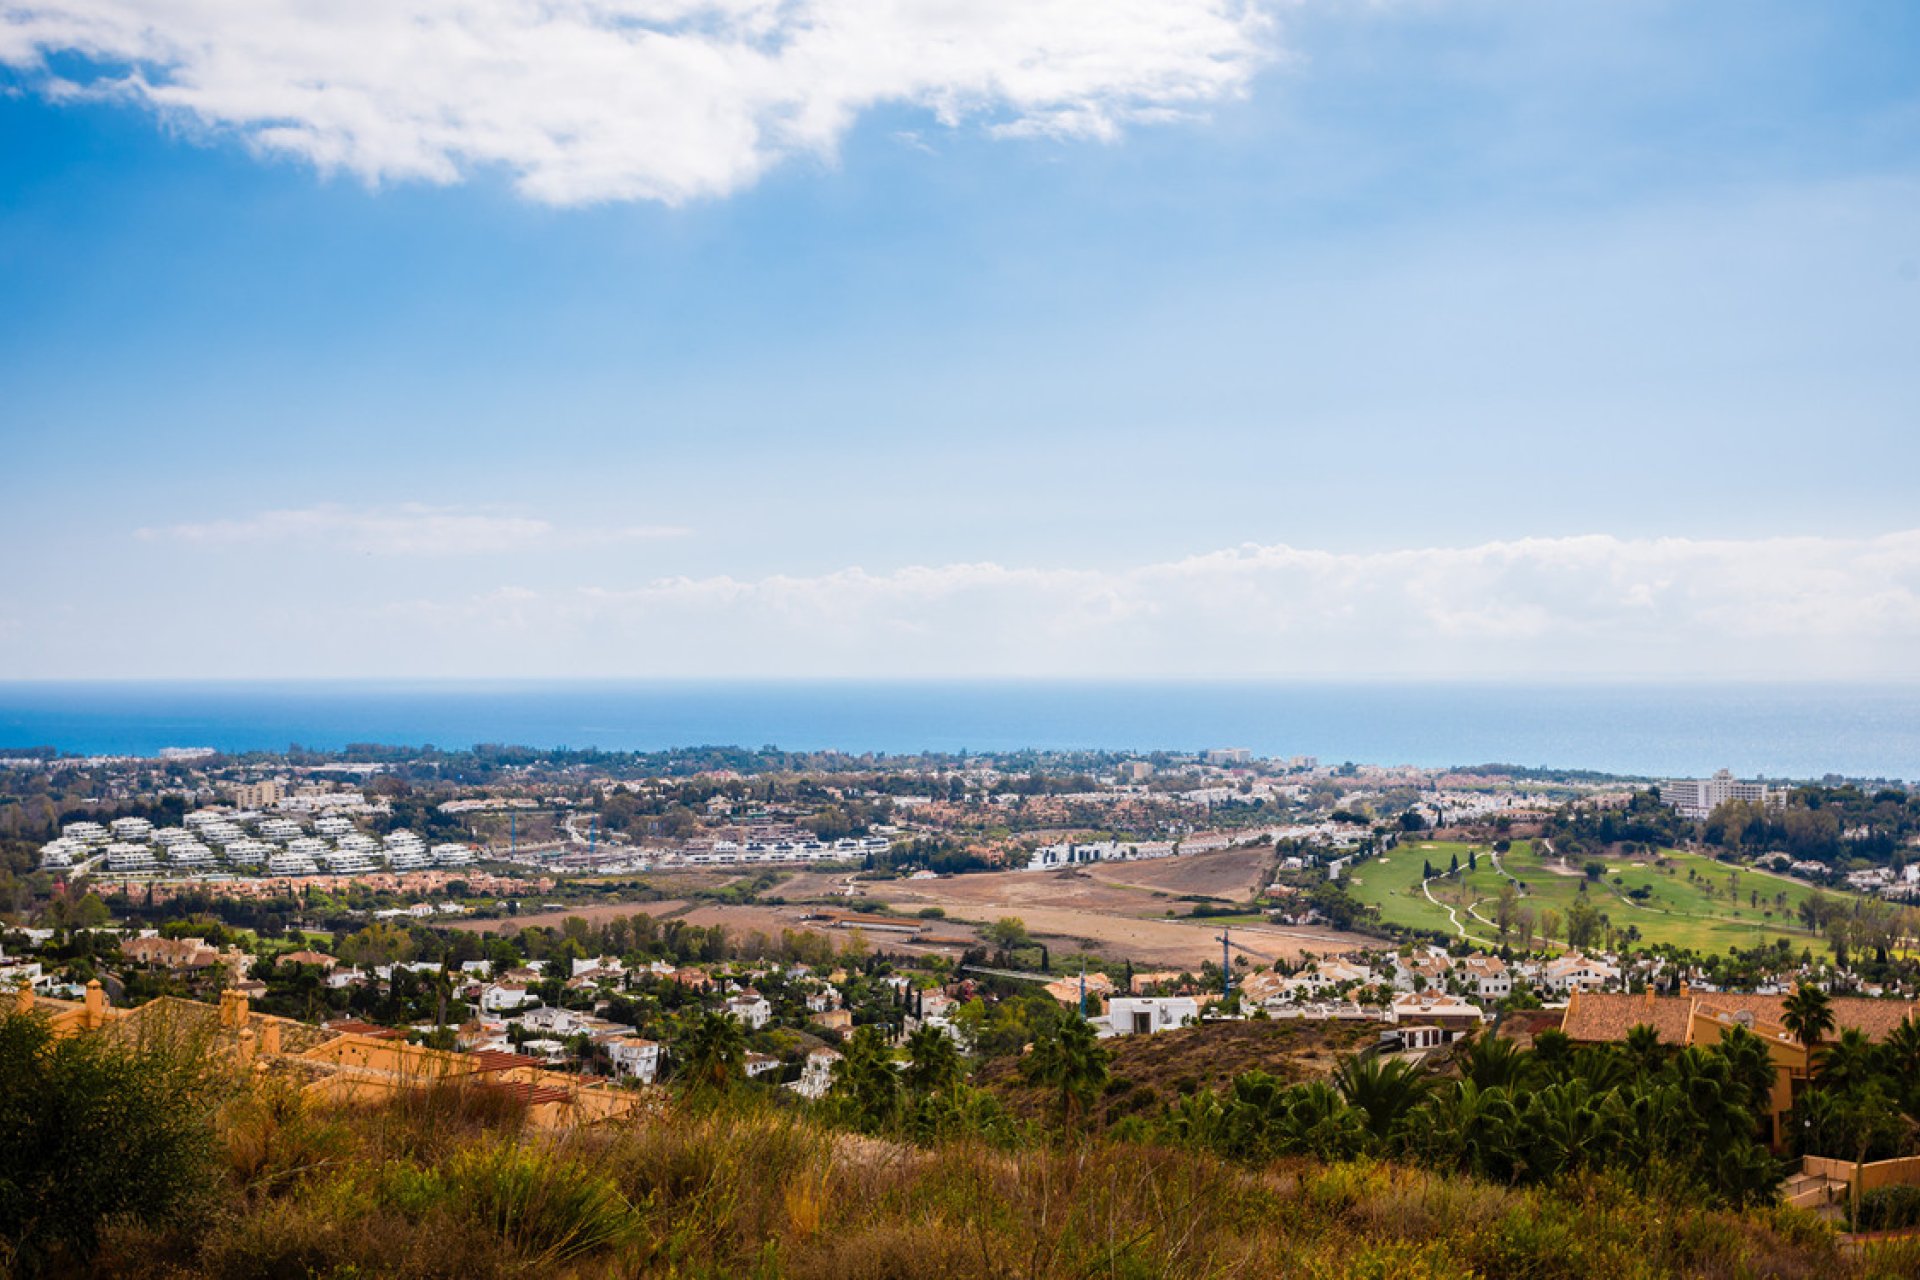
left=520, top=1005, right=584, bottom=1035
left=1392, top=951, right=1453, bottom=993
left=1458, top=956, right=1512, bottom=1000
left=813, top=1008, right=853, bottom=1033
left=1235, top=971, right=1289, bottom=1003
left=1042, top=972, right=1116, bottom=1007
left=17, top=985, right=639, bottom=1129
left=1387, top=992, right=1485, bottom=1033
left=605, top=1035, right=661, bottom=1084
left=744, top=1051, right=782, bottom=1079
left=1539, top=953, right=1619, bottom=995
left=726, top=990, right=772, bottom=1030
left=1386, top=1024, right=1449, bottom=1052
left=1560, top=987, right=1920, bottom=1151
left=277, top=949, right=339, bottom=972
left=481, top=983, right=537, bottom=1013
left=1100, top=996, right=1200, bottom=1037
left=120, top=936, right=223, bottom=970
left=788, top=1046, right=841, bottom=1100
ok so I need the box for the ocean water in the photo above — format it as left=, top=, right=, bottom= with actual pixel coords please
left=0, top=681, right=1915, bottom=781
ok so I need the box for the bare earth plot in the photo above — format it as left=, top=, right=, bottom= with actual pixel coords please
left=1083, top=843, right=1274, bottom=900
left=859, top=866, right=1364, bottom=969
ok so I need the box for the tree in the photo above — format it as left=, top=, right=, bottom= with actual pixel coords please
left=1024, top=1016, right=1110, bottom=1127
left=1820, top=1028, right=1878, bottom=1095
left=0, top=1011, right=225, bottom=1271
left=830, top=1025, right=902, bottom=1132
left=676, top=1010, right=745, bottom=1091
left=1623, top=1023, right=1666, bottom=1077
left=1332, top=1054, right=1429, bottom=1144
left=1494, top=882, right=1519, bottom=941
left=1565, top=896, right=1602, bottom=951
left=984, top=917, right=1031, bottom=952
left=902, top=1023, right=962, bottom=1096
left=1782, top=985, right=1836, bottom=1062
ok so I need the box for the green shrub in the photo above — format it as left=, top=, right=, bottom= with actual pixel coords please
left=1855, top=1183, right=1920, bottom=1232
left=0, top=1011, right=228, bottom=1273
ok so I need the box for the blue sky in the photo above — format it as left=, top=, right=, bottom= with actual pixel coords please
left=2, top=0, right=1917, bottom=680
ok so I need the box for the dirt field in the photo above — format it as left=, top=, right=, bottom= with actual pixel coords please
left=447, top=848, right=1364, bottom=968
left=1082, top=843, right=1273, bottom=900
left=855, top=867, right=1364, bottom=968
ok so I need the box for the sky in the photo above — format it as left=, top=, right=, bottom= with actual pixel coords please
left=1, top=0, right=1917, bottom=681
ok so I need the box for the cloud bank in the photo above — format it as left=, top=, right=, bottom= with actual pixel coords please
left=374, top=530, right=1920, bottom=679
left=0, top=0, right=1273, bottom=203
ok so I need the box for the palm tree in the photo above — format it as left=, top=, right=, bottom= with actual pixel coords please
left=831, top=1025, right=902, bottom=1131
left=902, top=1023, right=962, bottom=1095
left=1462, top=1033, right=1531, bottom=1092
left=1332, top=1054, right=1429, bottom=1146
left=1781, top=985, right=1836, bottom=1079
left=677, top=1010, right=745, bottom=1091
left=1024, top=1016, right=1110, bottom=1127
left=1882, top=1014, right=1920, bottom=1084
left=1820, top=1028, right=1878, bottom=1095
left=1623, top=1023, right=1666, bottom=1077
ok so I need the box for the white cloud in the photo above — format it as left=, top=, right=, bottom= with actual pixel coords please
left=0, top=0, right=1275, bottom=204
left=139, top=503, right=688, bottom=555
left=376, top=529, right=1920, bottom=678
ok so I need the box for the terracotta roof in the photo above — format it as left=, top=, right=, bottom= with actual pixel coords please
left=322, top=1019, right=407, bottom=1040
left=1561, top=991, right=1917, bottom=1046
left=1560, top=992, right=1693, bottom=1044
left=468, top=1049, right=546, bottom=1074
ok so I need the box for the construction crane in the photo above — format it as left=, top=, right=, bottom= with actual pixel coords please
left=1213, top=926, right=1263, bottom=999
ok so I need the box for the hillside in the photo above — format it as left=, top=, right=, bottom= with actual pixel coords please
left=977, top=1017, right=1377, bottom=1126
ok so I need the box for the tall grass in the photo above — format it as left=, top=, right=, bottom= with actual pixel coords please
left=67, top=1065, right=1920, bottom=1280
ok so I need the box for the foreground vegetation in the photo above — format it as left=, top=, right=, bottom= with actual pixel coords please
left=9, top=1011, right=1920, bottom=1279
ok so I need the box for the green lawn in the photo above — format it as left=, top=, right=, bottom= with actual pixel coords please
left=1346, top=839, right=1851, bottom=957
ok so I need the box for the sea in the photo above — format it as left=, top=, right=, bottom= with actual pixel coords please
left=0, top=681, right=1916, bottom=781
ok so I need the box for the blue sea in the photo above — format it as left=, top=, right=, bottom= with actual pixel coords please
left=0, top=681, right=1915, bottom=781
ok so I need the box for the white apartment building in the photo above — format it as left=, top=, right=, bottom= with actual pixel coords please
left=225, top=839, right=272, bottom=867
left=62, top=822, right=109, bottom=845
left=39, top=839, right=78, bottom=870
left=110, top=816, right=154, bottom=842
left=266, top=851, right=319, bottom=877
left=166, top=840, right=215, bottom=868
left=105, top=843, right=159, bottom=873
left=432, top=843, right=475, bottom=867
left=1660, top=770, right=1787, bottom=820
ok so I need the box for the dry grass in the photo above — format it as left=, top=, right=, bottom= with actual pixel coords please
left=79, top=1073, right=1920, bottom=1280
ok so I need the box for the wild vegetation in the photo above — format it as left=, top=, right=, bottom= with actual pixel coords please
left=12, top=1007, right=1920, bottom=1279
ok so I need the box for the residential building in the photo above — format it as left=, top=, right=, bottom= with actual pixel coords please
left=1659, top=770, right=1787, bottom=820
left=1100, top=996, right=1200, bottom=1037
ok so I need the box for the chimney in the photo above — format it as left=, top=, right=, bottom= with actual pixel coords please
left=1643, top=986, right=1655, bottom=1008
left=1679, top=982, right=1690, bottom=999
left=260, top=1020, right=281, bottom=1057
left=83, top=979, right=107, bottom=1028
left=13, top=984, right=32, bottom=1015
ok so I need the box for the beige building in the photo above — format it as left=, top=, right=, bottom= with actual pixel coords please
left=231, top=779, right=286, bottom=809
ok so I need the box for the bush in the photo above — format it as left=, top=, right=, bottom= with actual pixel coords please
left=1854, top=1183, right=1920, bottom=1232
left=0, top=1010, right=228, bottom=1272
